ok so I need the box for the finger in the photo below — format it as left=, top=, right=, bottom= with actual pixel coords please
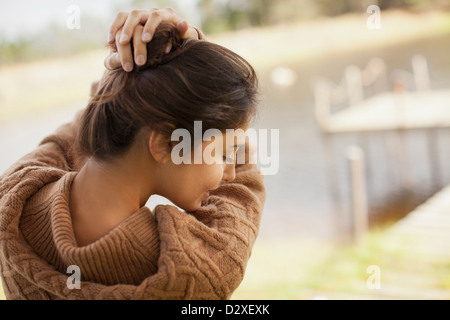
left=116, top=29, right=134, bottom=72
left=132, top=25, right=147, bottom=66
left=157, top=7, right=184, bottom=27
left=182, top=26, right=201, bottom=40
left=142, top=9, right=184, bottom=42
left=177, top=20, right=189, bottom=37
left=120, top=9, right=152, bottom=45
left=104, top=52, right=121, bottom=70
left=141, top=10, right=163, bottom=43
left=108, top=12, right=129, bottom=43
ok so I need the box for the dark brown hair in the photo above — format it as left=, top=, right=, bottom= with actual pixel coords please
left=76, top=24, right=258, bottom=161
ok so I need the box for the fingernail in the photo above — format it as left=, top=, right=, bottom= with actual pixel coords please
left=136, top=55, right=145, bottom=65
left=107, top=32, right=113, bottom=43
left=120, top=33, right=128, bottom=43
left=142, top=32, right=151, bottom=42
left=124, top=63, right=133, bottom=72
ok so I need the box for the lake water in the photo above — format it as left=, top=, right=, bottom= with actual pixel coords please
left=255, top=33, right=450, bottom=241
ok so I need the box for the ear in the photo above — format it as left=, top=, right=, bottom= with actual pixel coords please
left=148, top=130, right=172, bottom=164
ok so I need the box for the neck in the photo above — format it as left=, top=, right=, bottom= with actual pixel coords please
left=70, top=151, right=155, bottom=246
left=82, top=158, right=152, bottom=206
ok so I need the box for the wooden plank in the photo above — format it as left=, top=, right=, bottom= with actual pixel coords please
left=386, top=184, right=450, bottom=260
left=322, top=90, right=450, bottom=133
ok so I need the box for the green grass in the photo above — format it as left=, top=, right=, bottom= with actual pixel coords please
left=232, top=227, right=450, bottom=300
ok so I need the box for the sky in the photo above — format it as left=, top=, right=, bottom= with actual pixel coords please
left=0, top=0, right=201, bottom=42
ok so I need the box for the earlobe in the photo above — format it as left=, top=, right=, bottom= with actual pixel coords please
left=148, top=130, right=171, bottom=164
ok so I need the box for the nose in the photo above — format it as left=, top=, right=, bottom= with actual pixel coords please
left=222, top=163, right=236, bottom=182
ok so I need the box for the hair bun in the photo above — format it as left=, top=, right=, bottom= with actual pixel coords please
left=137, top=23, right=184, bottom=70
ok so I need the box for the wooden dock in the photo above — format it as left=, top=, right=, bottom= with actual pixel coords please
left=393, top=183, right=450, bottom=259
left=315, top=55, right=450, bottom=245
left=319, top=182, right=450, bottom=300
left=318, top=89, right=450, bottom=133
left=359, top=183, right=450, bottom=299
left=315, top=55, right=450, bottom=134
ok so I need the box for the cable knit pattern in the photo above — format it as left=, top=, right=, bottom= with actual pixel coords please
left=0, top=112, right=266, bottom=300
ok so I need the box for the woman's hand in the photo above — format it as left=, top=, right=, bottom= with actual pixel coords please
left=104, top=8, right=203, bottom=72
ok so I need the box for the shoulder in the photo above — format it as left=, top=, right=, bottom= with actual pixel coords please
left=22, top=171, right=75, bottom=215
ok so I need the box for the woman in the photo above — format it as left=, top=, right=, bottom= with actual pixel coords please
left=0, top=8, right=265, bottom=300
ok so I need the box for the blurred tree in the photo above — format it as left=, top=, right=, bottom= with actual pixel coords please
left=198, top=0, right=277, bottom=33
left=378, top=0, right=450, bottom=11
left=316, top=0, right=366, bottom=16
left=0, top=37, right=31, bottom=65
left=130, top=0, right=179, bottom=10
left=198, top=0, right=450, bottom=33
left=197, top=0, right=364, bottom=33
left=0, top=12, right=107, bottom=66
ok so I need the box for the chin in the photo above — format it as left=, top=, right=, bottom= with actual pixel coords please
left=172, top=193, right=209, bottom=212
left=175, top=199, right=202, bottom=212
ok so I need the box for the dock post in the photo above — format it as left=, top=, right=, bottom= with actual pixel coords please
left=346, top=146, right=368, bottom=243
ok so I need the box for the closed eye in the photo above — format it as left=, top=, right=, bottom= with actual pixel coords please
left=222, top=146, right=240, bottom=164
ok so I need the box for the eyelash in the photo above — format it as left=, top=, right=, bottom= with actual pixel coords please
left=222, top=147, right=239, bottom=163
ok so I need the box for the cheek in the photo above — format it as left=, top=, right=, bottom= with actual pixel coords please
left=165, top=164, right=224, bottom=210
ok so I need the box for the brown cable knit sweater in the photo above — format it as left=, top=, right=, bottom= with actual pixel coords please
left=0, top=111, right=266, bottom=300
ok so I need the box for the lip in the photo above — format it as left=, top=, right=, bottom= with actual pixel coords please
left=203, top=191, right=210, bottom=198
